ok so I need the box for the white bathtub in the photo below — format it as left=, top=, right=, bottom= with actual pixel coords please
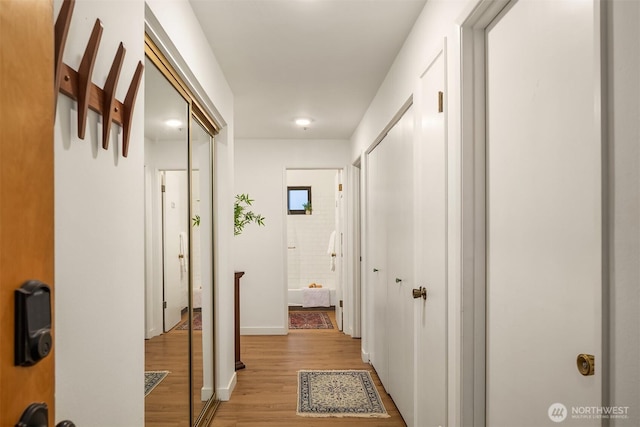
left=288, top=288, right=337, bottom=307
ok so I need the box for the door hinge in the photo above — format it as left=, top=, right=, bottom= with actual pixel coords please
left=338, top=183, right=343, bottom=191
left=161, top=184, right=166, bottom=192
left=163, top=301, right=167, bottom=309
left=339, top=300, right=343, bottom=308
left=438, top=91, right=444, bottom=113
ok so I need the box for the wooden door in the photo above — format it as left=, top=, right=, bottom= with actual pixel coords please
left=415, top=50, right=447, bottom=427
left=0, top=0, right=55, bottom=425
left=486, top=1, right=602, bottom=425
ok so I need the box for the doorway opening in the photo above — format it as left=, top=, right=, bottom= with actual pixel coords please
left=285, top=169, right=344, bottom=330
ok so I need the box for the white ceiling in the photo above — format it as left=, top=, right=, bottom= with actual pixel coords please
left=189, top=0, right=427, bottom=140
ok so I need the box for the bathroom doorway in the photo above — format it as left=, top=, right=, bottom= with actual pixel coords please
left=286, top=169, right=344, bottom=330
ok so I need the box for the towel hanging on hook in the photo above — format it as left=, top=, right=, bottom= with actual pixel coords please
left=328, top=230, right=336, bottom=272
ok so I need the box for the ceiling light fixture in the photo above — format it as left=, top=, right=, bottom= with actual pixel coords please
left=165, top=119, right=183, bottom=128
left=295, top=118, right=311, bottom=127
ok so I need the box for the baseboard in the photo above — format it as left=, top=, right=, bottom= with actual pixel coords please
left=240, top=326, right=287, bottom=335
left=200, top=386, right=213, bottom=402
left=288, top=305, right=335, bottom=312
left=217, top=372, right=236, bottom=401
left=145, top=327, right=157, bottom=340
left=361, top=348, right=370, bottom=363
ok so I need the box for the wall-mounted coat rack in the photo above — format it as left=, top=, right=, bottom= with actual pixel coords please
left=54, top=0, right=143, bottom=158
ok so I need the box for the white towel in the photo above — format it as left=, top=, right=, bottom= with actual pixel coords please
left=302, top=288, right=331, bottom=308
left=327, top=230, right=336, bottom=254
left=179, top=232, right=188, bottom=277
left=327, top=230, right=336, bottom=271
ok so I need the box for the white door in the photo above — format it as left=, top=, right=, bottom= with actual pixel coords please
left=163, top=170, right=189, bottom=332
left=386, top=106, right=415, bottom=427
left=415, top=51, right=447, bottom=426
left=368, top=139, right=389, bottom=388
left=486, top=1, right=602, bottom=425
left=367, top=106, right=415, bottom=425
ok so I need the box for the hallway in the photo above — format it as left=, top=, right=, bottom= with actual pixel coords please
left=210, top=311, right=406, bottom=426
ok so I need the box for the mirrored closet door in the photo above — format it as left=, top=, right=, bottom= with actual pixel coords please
left=144, top=34, right=219, bottom=427
left=190, top=118, right=215, bottom=423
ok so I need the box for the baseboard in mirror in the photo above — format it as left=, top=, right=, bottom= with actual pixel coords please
left=201, top=386, right=213, bottom=402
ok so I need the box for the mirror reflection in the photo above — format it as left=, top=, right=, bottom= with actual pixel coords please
left=143, top=57, right=191, bottom=425
left=191, top=120, right=214, bottom=421
left=143, top=45, right=218, bottom=426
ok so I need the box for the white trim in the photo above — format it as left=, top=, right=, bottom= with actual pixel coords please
left=200, top=386, right=213, bottom=402
left=365, top=96, right=414, bottom=155
left=359, top=152, right=370, bottom=358
left=458, top=1, right=510, bottom=426
left=217, top=372, right=237, bottom=401
left=349, top=164, right=362, bottom=338
left=595, top=0, right=610, bottom=410
left=361, top=348, right=370, bottom=364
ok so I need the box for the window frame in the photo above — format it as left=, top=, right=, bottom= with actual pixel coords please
left=287, top=186, right=312, bottom=215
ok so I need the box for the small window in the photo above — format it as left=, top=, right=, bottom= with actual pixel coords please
left=287, top=186, right=311, bottom=215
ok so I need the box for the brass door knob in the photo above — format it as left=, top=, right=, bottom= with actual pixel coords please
left=576, top=354, right=595, bottom=376
left=412, top=286, right=427, bottom=300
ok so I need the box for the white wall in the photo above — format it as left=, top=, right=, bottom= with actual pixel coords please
left=350, top=0, right=466, bottom=161
left=145, top=0, right=237, bottom=400
left=608, top=1, right=640, bottom=425
left=53, top=2, right=237, bottom=425
left=234, top=139, right=349, bottom=334
left=287, top=169, right=337, bottom=292
left=53, top=1, right=145, bottom=425
left=351, top=1, right=468, bottom=424
left=353, top=0, right=640, bottom=425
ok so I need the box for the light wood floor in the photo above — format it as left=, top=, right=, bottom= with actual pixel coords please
left=145, top=327, right=190, bottom=427
left=209, top=310, right=407, bottom=427
left=145, top=315, right=207, bottom=427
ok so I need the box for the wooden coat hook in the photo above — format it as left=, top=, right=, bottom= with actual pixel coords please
left=54, top=0, right=143, bottom=158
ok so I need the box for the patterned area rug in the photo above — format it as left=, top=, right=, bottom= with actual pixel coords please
left=175, top=312, right=201, bottom=330
left=297, top=370, right=389, bottom=418
left=289, top=311, right=334, bottom=329
left=145, top=371, right=169, bottom=396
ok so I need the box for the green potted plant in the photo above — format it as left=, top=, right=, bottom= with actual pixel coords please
left=302, top=201, right=312, bottom=215
left=234, top=194, right=265, bottom=235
